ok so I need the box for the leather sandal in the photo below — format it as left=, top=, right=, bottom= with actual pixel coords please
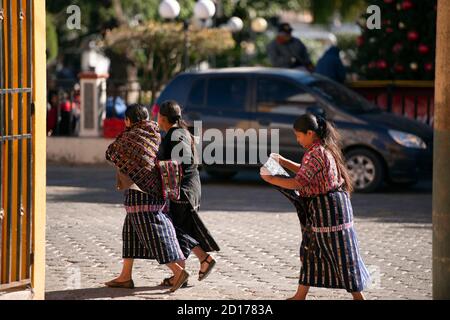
left=170, top=270, right=190, bottom=293
left=198, top=255, right=216, bottom=281
left=105, top=279, right=135, bottom=289
left=160, top=276, right=188, bottom=288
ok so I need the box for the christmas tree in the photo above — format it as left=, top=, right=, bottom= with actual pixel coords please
left=355, top=0, right=437, bottom=81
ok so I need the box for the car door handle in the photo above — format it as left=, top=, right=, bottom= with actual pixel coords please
left=258, top=119, right=271, bottom=126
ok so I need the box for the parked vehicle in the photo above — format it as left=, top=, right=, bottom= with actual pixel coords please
left=155, top=67, right=433, bottom=193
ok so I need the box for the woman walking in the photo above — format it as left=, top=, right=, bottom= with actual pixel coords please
left=105, top=104, right=189, bottom=292
left=260, top=114, right=371, bottom=300
left=157, top=100, right=220, bottom=287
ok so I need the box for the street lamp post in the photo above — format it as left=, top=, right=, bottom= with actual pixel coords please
left=159, top=0, right=216, bottom=71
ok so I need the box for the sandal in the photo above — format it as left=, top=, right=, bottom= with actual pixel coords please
left=170, top=270, right=190, bottom=293
left=198, top=255, right=216, bottom=281
left=160, top=276, right=188, bottom=288
left=104, top=279, right=135, bottom=289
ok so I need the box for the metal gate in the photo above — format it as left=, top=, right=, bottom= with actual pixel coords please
left=0, top=0, right=34, bottom=291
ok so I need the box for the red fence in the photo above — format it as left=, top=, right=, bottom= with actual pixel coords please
left=348, top=81, right=435, bottom=126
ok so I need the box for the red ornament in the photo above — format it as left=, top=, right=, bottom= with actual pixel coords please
left=386, top=27, right=394, bottom=33
left=407, top=31, right=419, bottom=41
left=393, top=43, right=403, bottom=54
left=384, top=0, right=394, bottom=3
left=394, top=63, right=405, bottom=73
left=357, top=36, right=364, bottom=47
left=368, top=61, right=377, bottom=69
left=418, top=44, right=430, bottom=55
left=401, top=0, right=414, bottom=10
left=377, top=60, right=388, bottom=69
left=425, top=63, right=434, bottom=72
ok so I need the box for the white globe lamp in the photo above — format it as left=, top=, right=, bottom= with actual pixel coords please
left=227, top=16, right=244, bottom=33
left=251, top=17, right=268, bottom=33
left=159, top=0, right=181, bottom=20
left=194, top=0, right=216, bottom=20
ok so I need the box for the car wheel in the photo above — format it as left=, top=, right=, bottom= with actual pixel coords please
left=345, top=149, right=385, bottom=193
left=205, top=168, right=238, bottom=180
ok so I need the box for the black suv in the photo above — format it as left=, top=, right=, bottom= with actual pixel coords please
left=155, top=67, right=433, bottom=193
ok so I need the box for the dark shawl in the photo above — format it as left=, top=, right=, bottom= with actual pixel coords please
left=158, top=127, right=220, bottom=252
left=158, top=127, right=201, bottom=209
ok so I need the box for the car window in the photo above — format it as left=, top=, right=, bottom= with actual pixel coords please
left=187, top=79, right=206, bottom=107
left=256, top=77, right=317, bottom=116
left=157, top=75, right=190, bottom=105
left=307, top=79, right=380, bottom=114
left=207, top=77, right=247, bottom=110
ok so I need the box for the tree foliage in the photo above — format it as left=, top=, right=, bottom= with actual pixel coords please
left=45, top=0, right=369, bottom=81
left=105, top=21, right=235, bottom=102
left=355, top=0, right=437, bottom=80
left=46, top=13, right=59, bottom=63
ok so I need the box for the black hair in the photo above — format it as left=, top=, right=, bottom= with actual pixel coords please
left=159, top=100, right=183, bottom=124
left=125, top=103, right=149, bottom=124
left=48, top=90, right=58, bottom=101
left=293, top=113, right=354, bottom=193
left=159, top=100, right=197, bottom=160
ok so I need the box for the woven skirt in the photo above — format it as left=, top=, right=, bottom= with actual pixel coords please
left=122, top=189, right=185, bottom=265
left=170, top=199, right=220, bottom=258
left=279, top=188, right=371, bottom=293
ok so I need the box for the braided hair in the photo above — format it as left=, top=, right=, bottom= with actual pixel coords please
left=159, top=100, right=197, bottom=162
left=125, top=103, right=149, bottom=124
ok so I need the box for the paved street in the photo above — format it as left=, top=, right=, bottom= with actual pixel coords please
left=45, top=165, right=432, bottom=300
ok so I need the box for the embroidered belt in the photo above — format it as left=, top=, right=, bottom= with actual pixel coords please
left=311, top=222, right=354, bottom=233
left=125, top=203, right=167, bottom=214
left=171, top=200, right=190, bottom=205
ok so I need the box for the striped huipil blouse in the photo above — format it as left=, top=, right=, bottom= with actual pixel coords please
left=290, top=140, right=371, bottom=292
left=295, top=141, right=344, bottom=197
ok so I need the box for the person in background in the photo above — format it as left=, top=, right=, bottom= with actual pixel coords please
left=315, top=38, right=347, bottom=84
left=106, top=95, right=127, bottom=120
left=47, top=90, right=59, bottom=136
left=59, top=92, right=73, bottom=136
left=71, top=84, right=81, bottom=136
left=267, top=23, right=314, bottom=72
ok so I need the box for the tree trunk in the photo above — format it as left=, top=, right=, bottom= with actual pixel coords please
left=111, top=0, right=127, bottom=25
left=433, top=0, right=450, bottom=300
left=109, top=0, right=140, bottom=103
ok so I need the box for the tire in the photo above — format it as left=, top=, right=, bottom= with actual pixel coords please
left=345, top=148, right=385, bottom=193
left=205, top=168, right=238, bottom=180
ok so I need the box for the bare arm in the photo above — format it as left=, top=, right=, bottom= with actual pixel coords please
left=260, top=173, right=302, bottom=190
left=271, top=153, right=301, bottom=173
left=279, top=157, right=301, bottom=174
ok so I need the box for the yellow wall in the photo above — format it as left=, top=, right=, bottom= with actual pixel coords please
left=0, top=0, right=46, bottom=299
left=32, top=0, right=46, bottom=300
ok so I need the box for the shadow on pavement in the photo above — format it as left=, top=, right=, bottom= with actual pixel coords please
left=45, top=285, right=171, bottom=300
left=47, top=165, right=432, bottom=224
